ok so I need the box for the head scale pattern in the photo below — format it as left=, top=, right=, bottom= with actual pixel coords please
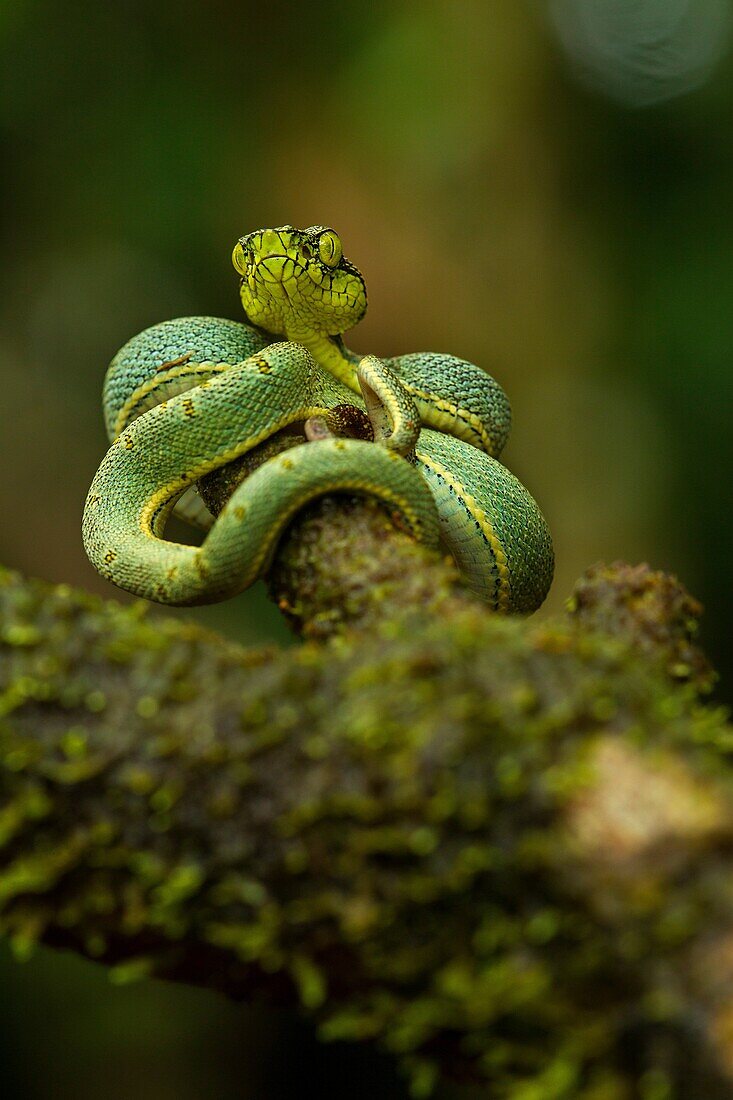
left=232, top=225, right=367, bottom=343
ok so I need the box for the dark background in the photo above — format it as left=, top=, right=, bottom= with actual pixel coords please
left=1, top=1, right=732, bottom=1095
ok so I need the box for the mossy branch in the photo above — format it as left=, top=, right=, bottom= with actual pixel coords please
left=2, top=540, right=733, bottom=1096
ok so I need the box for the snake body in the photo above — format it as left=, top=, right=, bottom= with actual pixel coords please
left=233, top=226, right=553, bottom=611
left=83, top=226, right=554, bottom=611
left=85, top=328, right=440, bottom=605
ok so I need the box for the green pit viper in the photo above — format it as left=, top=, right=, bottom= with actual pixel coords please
left=83, top=225, right=553, bottom=611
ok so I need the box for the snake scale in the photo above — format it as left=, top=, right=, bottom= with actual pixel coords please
left=83, top=226, right=554, bottom=611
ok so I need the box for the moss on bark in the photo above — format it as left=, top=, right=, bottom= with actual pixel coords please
left=2, top=558, right=733, bottom=1097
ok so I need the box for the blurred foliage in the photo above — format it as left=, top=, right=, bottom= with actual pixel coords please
left=1, top=0, right=732, bottom=1096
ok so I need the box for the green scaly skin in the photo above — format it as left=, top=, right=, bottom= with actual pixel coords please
left=234, top=226, right=554, bottom=612
left=83, top=226, right=553, bottom=612
left=84, top=335, right=439, bottom=605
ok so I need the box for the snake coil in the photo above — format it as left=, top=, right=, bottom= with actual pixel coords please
left=83, top=226, right=553, bottom=612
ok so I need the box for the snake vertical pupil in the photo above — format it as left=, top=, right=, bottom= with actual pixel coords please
left=232, top=242, right=247, bottom=275
left=318, top=231, right=342, bottom=268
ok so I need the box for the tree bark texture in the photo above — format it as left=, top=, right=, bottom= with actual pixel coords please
left=3, top=518, right=733, bottom=1100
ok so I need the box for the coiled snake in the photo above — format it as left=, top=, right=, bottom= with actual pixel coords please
left=83, top=226, right=553, bottom=611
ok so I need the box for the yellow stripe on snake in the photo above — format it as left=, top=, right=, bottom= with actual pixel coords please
left=83, top=226, right=554, bottom=611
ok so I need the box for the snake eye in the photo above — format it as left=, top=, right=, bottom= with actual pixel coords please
left=232, top=241, right=248, bottom=275
left=318, top=230, right=342, bottom=268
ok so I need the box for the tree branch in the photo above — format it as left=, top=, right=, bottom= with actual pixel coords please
left=2, top=550, right=733, bottom=1095
left=199, top=432, right=476, bottom=639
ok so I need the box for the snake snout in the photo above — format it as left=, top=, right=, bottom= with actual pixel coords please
left=261, top=228, right=284, bottom=252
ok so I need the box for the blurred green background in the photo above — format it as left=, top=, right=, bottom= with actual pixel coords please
left=2, top=0, right=732, bottom=1095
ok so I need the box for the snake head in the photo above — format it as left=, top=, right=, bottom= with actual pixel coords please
left=232, top=226, right=367, bottom=342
